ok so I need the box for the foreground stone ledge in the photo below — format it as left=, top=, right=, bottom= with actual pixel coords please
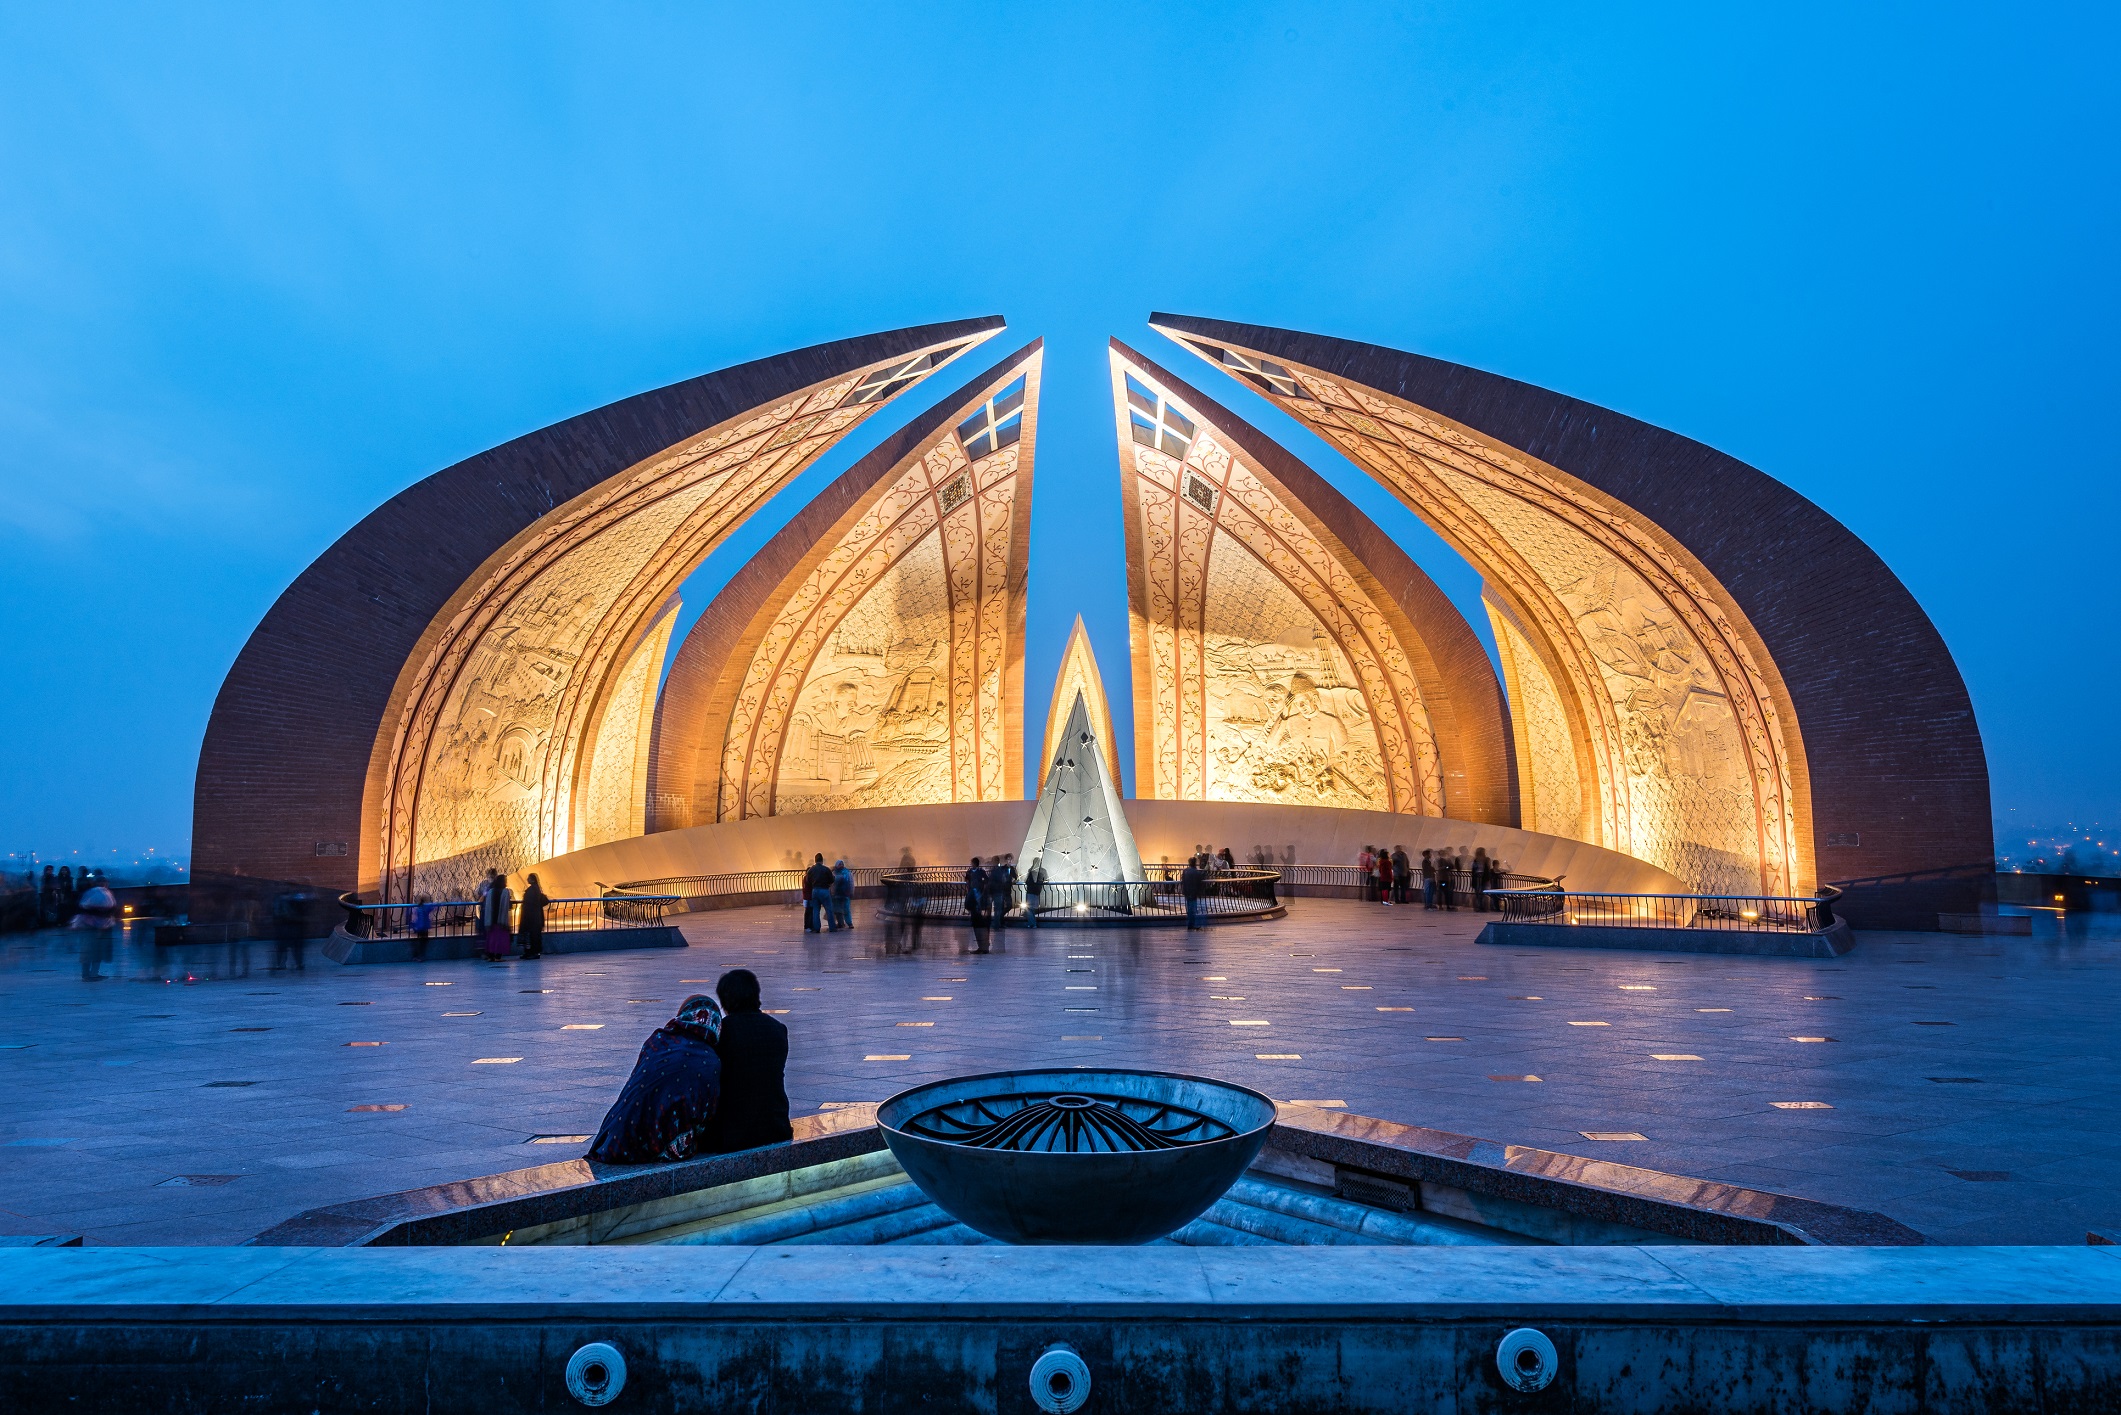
left=7, top=1247, right=2119, bottom=1414
left=5, top=1244, right=2120, bottom=1321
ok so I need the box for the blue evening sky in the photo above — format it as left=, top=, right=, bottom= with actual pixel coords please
left=1, top=3, right=2113, bottom=865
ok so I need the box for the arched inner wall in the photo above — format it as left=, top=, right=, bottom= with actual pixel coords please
left=712, top=357, right=1038, bottom=822
left=1114, top=352, right=1444, bottom=816
left=371, top=336, right=985, bottom=901
left=1161, top=327, right=1806, bottom=897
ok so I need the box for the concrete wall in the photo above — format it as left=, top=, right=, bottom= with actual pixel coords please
left=527, top=799, right=1683, bottom=896
left=6, top=1245, right=2120, bottom=1413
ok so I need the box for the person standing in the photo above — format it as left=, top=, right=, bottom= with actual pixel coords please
left=272, top=888, right=309, bottom=971
left=518, top=873, right=548, bottom=959
left=829, top=859, right=854, bottom=932
left=1356, top=846, right=1375, bottom=902
left=1180, top=855, right=1206, bottom=929
left=801, top=854, right=832, bottom=934
left=1420, top=849, right=1437, bottom=909
left=706, top=969, right=792, bottom=1153
left=1470, top=848, right=1492, bottom=912
left=964, top=857, right=990, bottom=953
left=991, top=854, right=1016, bottom=932
left=1023, top=854, right=1048, bottom=928
left=483, top=873, right=515, bottom=960
left=1391, top=846, right=1411, bottom=905
left=1376, top=848, right=1394, bottom=906
left=73, top=872, right=118, bottom=980
left=1436, top=852, right=1457, bottom=911
left=409, top=895, right=434, bottom=963
left=37, top=866, right=56, bottom=928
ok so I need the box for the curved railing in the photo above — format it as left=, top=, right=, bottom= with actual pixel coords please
left=337, top=892, right=679, bottom=940
left=877, top=866, right=1283, bottom=925
left=1484, top=885, right=1843, bottom=933
left=615, top=862, right=1554, bottom=912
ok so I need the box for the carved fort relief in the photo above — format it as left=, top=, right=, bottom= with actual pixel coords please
left=714, top=359, right=1038, bottom=822
left=1113, top=352, right=1444, bottom=815
left=380, top=335, right=984, bottom=900
left=1159, top=330, right=1802, bottom=896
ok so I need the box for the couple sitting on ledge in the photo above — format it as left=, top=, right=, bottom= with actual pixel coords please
left=586, top=968, right=793, bottom=1165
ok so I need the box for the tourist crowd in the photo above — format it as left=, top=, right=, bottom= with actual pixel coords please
left=1354, top=844, right=1510, bottom=910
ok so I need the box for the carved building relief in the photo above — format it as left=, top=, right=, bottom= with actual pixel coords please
left=1113, top=350, right=1445, bottom=816
left=710, top=357, right=1040, bottom=821
left=379, top=335, right=989, bottom=900
left=1159, top=326, right=1802, bottom=896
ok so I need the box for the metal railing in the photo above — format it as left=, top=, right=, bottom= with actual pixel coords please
left=1484, top=886, right=1842, bottom=933
left=338, top=893, right=678, bottom=940
left=618, top=862, right=1548, bottom=913
left=877, top=868, right=1283, bottom=924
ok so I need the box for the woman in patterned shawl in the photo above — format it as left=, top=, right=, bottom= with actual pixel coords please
left=587, top=995, right=724, bottom=1164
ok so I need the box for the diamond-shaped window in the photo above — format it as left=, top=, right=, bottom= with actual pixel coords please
left=1123, top=373, right=1197, bottom=460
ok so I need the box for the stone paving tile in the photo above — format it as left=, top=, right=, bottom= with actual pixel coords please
left=2, top=903, right=2119, bottom=1244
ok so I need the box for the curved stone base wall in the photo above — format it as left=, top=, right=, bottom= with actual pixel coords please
left=525, top=800, right=1682, bottom=897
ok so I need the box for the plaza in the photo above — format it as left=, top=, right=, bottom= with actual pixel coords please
left=5, top=899, right=2113, bottom=1249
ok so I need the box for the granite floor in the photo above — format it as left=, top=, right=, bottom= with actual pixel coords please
left=1, top=900, right=2115, bottom=1246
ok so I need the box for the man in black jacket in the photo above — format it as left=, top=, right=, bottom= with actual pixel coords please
left=801, top=854, right=833, bottom=933
left=707, top=969, right=792, bottom=1153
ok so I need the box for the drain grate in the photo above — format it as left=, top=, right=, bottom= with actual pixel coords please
left=1947, top=1170, right=2012, bottom=1182
left=157, top=1175, right=241, bottom=1187
left=203, top=1081, right=257, bottom=1088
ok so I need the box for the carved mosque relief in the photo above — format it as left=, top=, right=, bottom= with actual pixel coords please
left=1160, top=328, right=1801, bottom=896
left=1114, top=354, right=1443, bottom=815
left=379, top=334, right=985, bottom=900
left=579, top=598, right=679, bottom=850
left=715, top=365, right=1036, bottom=822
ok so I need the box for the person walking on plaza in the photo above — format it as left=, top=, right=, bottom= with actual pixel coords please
left=72, top=871, right=118, bottom=980
left=801, top=854, right=832, bottom=933
left=587, top=995, right=724, bottom=1165
left=1180, top=855, right=1206, bottom=929
left=409, top=895, right=434, bottom=963
left=1023, top=854, right=1047, bottom=928
left=829, top=859, right=854, bottom=932
left=964, top=857, right=990, bottom=953
left=991, top=854, right=1016, bottom=932
left=518, top=873, right=548, bottom=959
left=1356, top=846, right=1375, bottom=901
left=271, top=887, right=309, bottom=971
left=705, top=969, right=792, bottom=1153
left=482, top=873, right=515, bottom=960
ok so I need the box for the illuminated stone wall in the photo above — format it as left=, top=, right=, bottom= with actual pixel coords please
left=1154, top=318, right=1807, bottom=898
left=652, top=343, right=1042, bottom=828
left=577, top=596, right=680, bottom=850
left=1113, top=346, right=1449, bottom=816
left=376, top=333, right=994, bottom=900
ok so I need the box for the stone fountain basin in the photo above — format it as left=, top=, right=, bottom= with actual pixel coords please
left=876, top=1069, right=1277, bottom=1245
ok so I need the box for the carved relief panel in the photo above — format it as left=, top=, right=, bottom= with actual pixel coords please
left=381, top=336, right=987, bottom=901
left=1160, top=328, right=1802, bottom=896
left=714, top=359, right=1039, bottom=821
left=1113, top=352, right=1444, bottom=815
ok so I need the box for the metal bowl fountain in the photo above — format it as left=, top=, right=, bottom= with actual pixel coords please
left=876, top=1069, right=1278, bottom=1244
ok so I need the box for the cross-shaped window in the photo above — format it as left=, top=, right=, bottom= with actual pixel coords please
left=1203, top=344, right=1309, bottom=400
left=955, top=375, right=1027, bottom=459
left=841, top=344, right=964, bottom=407
left=1124, top=373, right=1196, bottom=459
